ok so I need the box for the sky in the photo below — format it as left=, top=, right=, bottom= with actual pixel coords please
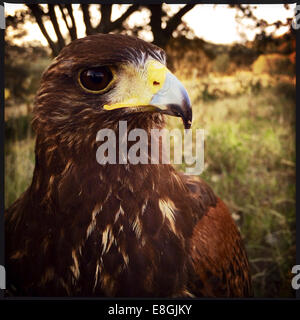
left=4, top=3, right=296, bottom=46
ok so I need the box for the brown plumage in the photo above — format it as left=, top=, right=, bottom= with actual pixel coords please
left=5, top=34, right=252, bottom=297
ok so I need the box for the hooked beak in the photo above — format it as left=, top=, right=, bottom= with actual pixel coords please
left=150, top=71, right=192, bottom=129
left=103, top=61, right=192, bottom=129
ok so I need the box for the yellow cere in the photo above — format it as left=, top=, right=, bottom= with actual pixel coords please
left=146, top=60, right=167, bottom=94
left=103, top=60, right=168, bottom=111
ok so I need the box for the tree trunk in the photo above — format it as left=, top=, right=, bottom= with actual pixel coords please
left=97, top=4, right=112, bottom=33
left=148, top=4, right=195, bottom=48
left=148, top=5, right=168, bottom=48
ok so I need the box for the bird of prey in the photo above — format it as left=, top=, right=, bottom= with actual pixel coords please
left=6, top=34, right=252, bottom=297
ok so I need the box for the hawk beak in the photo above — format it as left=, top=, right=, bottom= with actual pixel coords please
left=103, top=61, right=192, bottom=129
left=150, top=71, right=192, bottom=130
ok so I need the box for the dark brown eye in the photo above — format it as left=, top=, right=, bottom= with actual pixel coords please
left=79, top=66, right=114, bottom=93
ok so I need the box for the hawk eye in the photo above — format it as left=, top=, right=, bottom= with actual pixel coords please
left=79, top=66, right=114, bottom=93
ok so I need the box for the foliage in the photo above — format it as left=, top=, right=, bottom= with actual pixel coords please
left=252, top=53, right=295, bottom=76
left=212, top=53, right=231, bottom=74
left=5, top=43, right=50, bottom=104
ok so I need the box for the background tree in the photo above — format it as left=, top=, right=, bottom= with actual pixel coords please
left=26, top=4, right=195, bottom=56
left=230, top=4, right=295, bottom=54
left=5, top=9, right=49, bottom=103
left=8, top=4, right=295, bottom=58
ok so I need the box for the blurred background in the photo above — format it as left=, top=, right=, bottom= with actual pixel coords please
left=4, top=3, right=296, bottom=297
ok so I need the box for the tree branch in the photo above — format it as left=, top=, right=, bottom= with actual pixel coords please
left=165, top=4, right=195, bottom=37
left=26, top=4, right=59, bottom=56
left=109, top=4, right=140, bottom=32
left=58, top=5, right=70, bottom=31
left=65, top=4, right=77, bottom=40
left=47, top=4, right=65, bottom=50
left=58, top=4, right=77, bottom=41
left=80, top=4, right=95, bottom=35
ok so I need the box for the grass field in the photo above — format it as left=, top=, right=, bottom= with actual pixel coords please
left=5, top=68, right=295, bottom=297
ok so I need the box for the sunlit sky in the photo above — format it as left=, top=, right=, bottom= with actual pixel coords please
left=4, top=3, right=296, bottom=46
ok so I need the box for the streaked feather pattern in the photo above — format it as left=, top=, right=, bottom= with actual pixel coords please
left=5, top=34, right=252, bottom=297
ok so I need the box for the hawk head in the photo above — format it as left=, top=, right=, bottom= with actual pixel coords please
left=33, top=34, right=192, bottom=152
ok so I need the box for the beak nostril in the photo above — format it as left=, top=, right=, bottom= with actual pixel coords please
left=153, top=81, right=160, bottom=86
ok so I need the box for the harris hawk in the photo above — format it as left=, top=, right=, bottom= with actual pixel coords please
left=5, top=34, right=252, bottom=297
